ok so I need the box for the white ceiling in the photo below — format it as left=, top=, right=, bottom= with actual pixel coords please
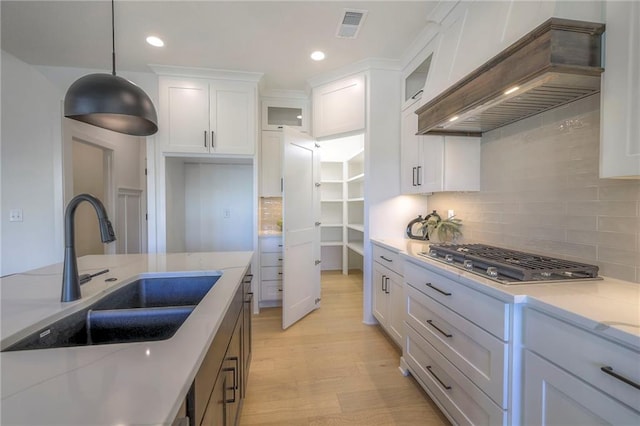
left=1, top=1, right=436, bottom=92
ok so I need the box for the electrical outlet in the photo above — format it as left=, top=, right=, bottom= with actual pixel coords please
left=9, top=209, right=23, bottom=222
left=448, top=209, right=455, bottom=219
left=223, top=208, right=231, bottom=219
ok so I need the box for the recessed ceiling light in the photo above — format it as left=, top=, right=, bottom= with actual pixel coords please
left=146, top=36, right=164, bottom=47
left=448, top=115, right=459, bottom=122
left=310, top=51, right=326, bottom=61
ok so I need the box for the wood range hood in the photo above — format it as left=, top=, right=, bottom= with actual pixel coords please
left=416, top=18, right=606, bottom=136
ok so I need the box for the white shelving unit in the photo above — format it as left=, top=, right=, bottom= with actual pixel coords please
left=319, top=146, right=365, bottom=274
left=346, top=149, right=364, bottom=266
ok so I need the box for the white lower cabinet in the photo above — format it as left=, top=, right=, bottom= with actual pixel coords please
left=405, top=326, right=506, bottom=426
left=372, top=243, right=404, bottom=347
left=403, top=259, right=511, bottom=424
left=523, top=350, right=640, bottom=426
left=522, top=307, right=640, bottom=425
left=259, top=236, right=283, bottom=306
left=405, top=284, right=508, bottom=407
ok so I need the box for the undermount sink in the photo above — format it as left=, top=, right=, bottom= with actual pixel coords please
left=2, top=275, right=220, bottom=351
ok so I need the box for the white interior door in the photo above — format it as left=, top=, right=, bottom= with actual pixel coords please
left=282, top=127, right=321, bottom=329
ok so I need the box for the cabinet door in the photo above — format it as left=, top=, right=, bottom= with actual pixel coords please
left=262, top=99, right=309, bottom=132
left=200, top=368, right=226, bottom=426
left=260, top=131, right=283, bottom=196
left=421, top=135, right=480, bottom=193
left=387, top=270, right=404, bottom=346
left=442, top=136, right=480, bottom=191
left=160, top=78, right=210, bottom=153
left=421, top=135, right=445, bottom=193
left=600, top=1, right=640, bottom=178
left=223, top=316, right=242, bottom=426
left=523, top=350, right=640, bottom=426
left=400, top=103, right=425, bottom=194
left=313, top=74, right=365, bottom=138
left=210, top=81, right=256, bottom=155
left=372, top=262, right=389, bottom=325
left=242, top=291, right=252, bottom=399
left=282, top=127, right=321, bottom=329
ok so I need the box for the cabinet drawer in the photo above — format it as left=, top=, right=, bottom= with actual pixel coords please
left=261, top=252, right=283, bottom=267
left=260, top=237, right=283, bottom=253
left=405, top=325, right=506, bottom=426
left=523, top=350, right=640, bottom=425
left=261, top=280, right=282, bottom=301
left=372, top=243, right=402, bottom=275
left=524, top=307, right=640, bottom=410
left=405, top=260, right=509, bottom=340
left=261, top=266, right=283, bottom=281
left=406, top=285, right=508, bottom=408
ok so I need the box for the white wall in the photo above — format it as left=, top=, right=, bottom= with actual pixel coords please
left=1, top=51, right=64, bottom=275
left=1, top=50, right=157, bottom=275
left=428, top=95, right=640, bottom=283
left=184, top=162, right=254, bottom=252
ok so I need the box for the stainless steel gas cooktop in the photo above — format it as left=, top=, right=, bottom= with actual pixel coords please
left=419, top=243, right=602, bottom=285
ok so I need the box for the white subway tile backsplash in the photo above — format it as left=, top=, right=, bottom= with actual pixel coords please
left=428, top=94, right=640, bottom=283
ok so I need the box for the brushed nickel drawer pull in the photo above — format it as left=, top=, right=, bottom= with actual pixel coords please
left=425, top=282, right=452, bottom=296
left=601, top=366, right=640, bottom=390
left=426, top=320, right=453, bottom=338
left=426, top=365, right=452, bottom=390
left=380, top=255, right=392, bottom=263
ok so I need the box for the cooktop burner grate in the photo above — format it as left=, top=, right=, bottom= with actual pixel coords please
left=428, top=243, right=599, bottom=282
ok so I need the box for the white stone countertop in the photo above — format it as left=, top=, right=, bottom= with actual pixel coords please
left=372, top=238, right=640, bottom=349
left=0, top=251, right=253, bottom=425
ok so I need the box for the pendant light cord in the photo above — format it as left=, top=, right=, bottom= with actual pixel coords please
left=111, top=0, right=116, bottom=76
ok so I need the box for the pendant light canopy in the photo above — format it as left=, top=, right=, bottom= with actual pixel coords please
left=64, top=0, right=158, bottom=136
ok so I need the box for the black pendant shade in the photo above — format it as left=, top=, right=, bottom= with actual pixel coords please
left=63, top=0, right=158, bottom=137
left=64, top=73, right=158, bottom=136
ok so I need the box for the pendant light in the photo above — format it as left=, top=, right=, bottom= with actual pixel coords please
left=64, top=0, right=158, bottom=136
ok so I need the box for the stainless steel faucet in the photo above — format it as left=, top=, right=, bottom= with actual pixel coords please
left=61, top=194, right=116, bottom=302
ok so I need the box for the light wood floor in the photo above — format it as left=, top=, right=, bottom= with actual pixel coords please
left=240, top=271, right=450, bottom=426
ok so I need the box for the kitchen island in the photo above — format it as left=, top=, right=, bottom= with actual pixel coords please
left=1, top=251, right=253, bottom=425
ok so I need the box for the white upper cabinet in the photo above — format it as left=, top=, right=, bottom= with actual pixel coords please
left=159, top=76, right=256, bottom=155
left=312, top=74, right=365, bottom=138
left=401, top=104, right=480, bottom=194
left=400, top=101, right=426, bottom=194
left=260, top=130, right=283, bottom=197
left=261, top=98, right=310, bottom=133
left=421, top=135, right=480, bottom=193
left=600, top=1, right=640, bottom=178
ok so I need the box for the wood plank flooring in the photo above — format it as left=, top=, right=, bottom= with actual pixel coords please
left=240, top=271, right=450, bottom=425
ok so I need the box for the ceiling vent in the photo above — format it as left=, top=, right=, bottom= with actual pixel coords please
left=336, top=9, right=368, bottom=39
